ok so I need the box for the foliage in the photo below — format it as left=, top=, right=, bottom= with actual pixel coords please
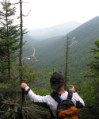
left=0, top=83, right=11, bottom=89
left=0, top=0, right=20, bottom=81
left=0, top=89, right=50, bottom=119
left=0, top=67, right=46, bottom=119
left=80, top=40, right=99, bottom=119
left=88, top=40, right=99, bottom=78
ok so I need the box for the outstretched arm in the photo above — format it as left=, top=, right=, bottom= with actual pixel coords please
left=21, top=82, right=50, bottom=103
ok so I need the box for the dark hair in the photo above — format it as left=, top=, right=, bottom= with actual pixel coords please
left=50, top=72, right=65, bottom=90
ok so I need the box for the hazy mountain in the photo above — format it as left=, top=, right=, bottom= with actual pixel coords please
left=23, top=16, right=99, bottom=80
left=68, top=16, right=99, bottom=42
left=28, top=21, right=81, bottom=40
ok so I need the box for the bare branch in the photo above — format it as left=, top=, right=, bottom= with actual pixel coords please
left=23, top=10, right=31, bottom=17
left=11, top=2, right=28, bottom=5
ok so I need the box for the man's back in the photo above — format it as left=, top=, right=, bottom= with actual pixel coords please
left=21, top=72, right=85, bottom=119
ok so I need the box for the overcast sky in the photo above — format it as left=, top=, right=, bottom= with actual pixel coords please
left=1, top=0, right=99, bottom=30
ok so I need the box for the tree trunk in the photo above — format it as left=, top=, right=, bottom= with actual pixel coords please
left=65, top=36, right=69, bottom=84
left=19, top=0, right=23, bottom=82
left=6, top=5, right=11, bottom=80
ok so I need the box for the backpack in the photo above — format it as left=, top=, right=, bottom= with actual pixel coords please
left=51, top=91, right=79, bottom=119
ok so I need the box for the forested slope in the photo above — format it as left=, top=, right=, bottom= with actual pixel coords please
left=23, top=16, right=99, bottom=81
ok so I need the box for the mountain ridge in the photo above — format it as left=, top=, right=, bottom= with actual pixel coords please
left=23, top=16, right=99, bottom=80
left=28, top=21, right=81, bottom=40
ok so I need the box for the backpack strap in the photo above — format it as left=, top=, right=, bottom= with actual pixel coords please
left=67, top=90, right=73, bottom=100
left=51, top=90, right=73, bottom=103
left=50, top=92, right=61, bottom=119
left=51, top=91, right=62, bottom=103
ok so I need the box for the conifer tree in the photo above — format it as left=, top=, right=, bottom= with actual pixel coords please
left=0, top=0, right=20, bottom=81
left=87, top=40, right=99, bottom=118
left=88, top=40, right=99, bottom=78
left=88, top=39, right=99, bottom=99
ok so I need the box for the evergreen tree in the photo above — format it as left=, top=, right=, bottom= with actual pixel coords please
left=87, top=40, right=99, bottom=118
left=0, top=39, right=7, bottom=82
left=88, top=39, right=99, bottom=101
left=0, top=0, right=20, bottom=81
left=88, top=40, right=99, bottom=78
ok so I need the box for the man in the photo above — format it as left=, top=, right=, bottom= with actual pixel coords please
left=21, top=72, right=85, bottom=118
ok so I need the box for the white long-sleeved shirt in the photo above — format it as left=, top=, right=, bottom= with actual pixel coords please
left=25, top=87, right=85, bottom=115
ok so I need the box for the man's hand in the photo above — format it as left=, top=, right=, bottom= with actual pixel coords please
left=69, top=85, right=76, bottom=92
left=21, top=82, right=28, bottom=89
